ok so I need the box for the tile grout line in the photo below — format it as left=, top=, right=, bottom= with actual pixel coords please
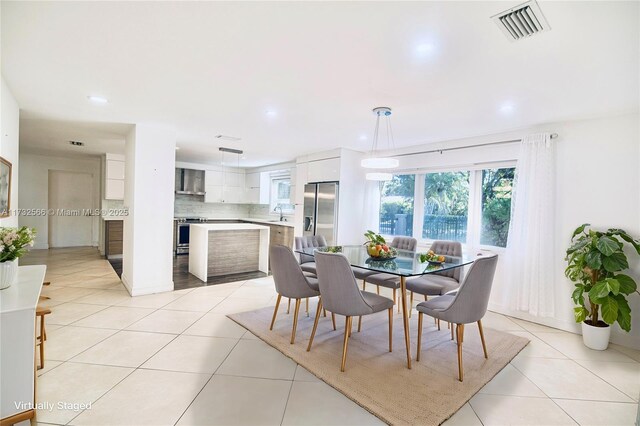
left=64, top=330, right=183, bottom=425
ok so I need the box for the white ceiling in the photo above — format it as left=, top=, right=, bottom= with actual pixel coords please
left=2, top=1, right=638, bottom=167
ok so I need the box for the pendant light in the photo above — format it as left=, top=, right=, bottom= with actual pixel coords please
left=361, top=107, right=399, bottom=173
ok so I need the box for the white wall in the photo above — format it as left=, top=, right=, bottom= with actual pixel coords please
left=374, top=112, right=640, bottom=349
left=18, top=153, right=101, bottom=249
left=0, top=77, right=20, bottom=228
left=122, top=124, right=175, bottom=296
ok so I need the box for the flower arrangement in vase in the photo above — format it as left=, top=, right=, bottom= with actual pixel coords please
left=0, top=226, right=36, bottom=289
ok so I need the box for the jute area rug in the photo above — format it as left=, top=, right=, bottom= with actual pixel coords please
left=229, top=306, right=529, bottom=426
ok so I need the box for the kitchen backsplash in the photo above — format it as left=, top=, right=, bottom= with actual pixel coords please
left=174, top=194, right=250, bottom=218
left=174, top=195, right=291, bottom=220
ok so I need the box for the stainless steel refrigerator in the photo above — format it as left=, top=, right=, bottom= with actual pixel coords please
left=303, top=182, right=339, bottom=245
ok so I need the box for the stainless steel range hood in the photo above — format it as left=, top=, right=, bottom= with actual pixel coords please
left=175, top=168, right=205, bottom=195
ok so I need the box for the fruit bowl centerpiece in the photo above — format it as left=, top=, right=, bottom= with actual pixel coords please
left=419, top=250, right=446, bottom=265
left=364, top=230, right=397, bottom=260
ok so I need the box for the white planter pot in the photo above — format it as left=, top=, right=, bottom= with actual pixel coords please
left=581, top=321, right=611, bottom=351
left=0, top=259, right=18, bottom=290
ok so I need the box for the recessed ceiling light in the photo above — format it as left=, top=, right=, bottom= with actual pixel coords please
left=415, top=43, right=434, bottom=54
left=87, top=95, right=108, bottom=104
left=175, top=147, right=180, bottom=150
left=359, top=134, right=368, bottom=141
left=499, top=102, right=516, bottom=114
left=265, top=110, right=278, bottom=118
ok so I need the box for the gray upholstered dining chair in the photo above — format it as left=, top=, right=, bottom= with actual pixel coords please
left=415, top=254, right=498, bottom=381
left=270, top=245, right=322, bottom=344
left=362, top=236, right=418, bottom=311
left=406, top=240, right=464, bottom=323
left=294, top=235, right=327, bottom=275
left=307, top=251, right=394, bottom=372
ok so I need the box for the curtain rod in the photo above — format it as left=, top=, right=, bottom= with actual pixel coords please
left=394, top=133, right=559, bottom=158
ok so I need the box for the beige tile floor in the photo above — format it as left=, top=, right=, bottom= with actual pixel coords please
left=21, top=247, right=640, bottom=426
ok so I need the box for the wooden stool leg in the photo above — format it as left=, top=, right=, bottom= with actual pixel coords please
left=357, top=316, right=362, bottom=332
left=39, top=314, right=45, bottom=369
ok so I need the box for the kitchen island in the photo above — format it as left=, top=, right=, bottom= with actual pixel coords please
left=188, top=223, right=270, bottom=282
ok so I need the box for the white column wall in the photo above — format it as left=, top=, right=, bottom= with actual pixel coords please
left=122, top=124, right=176, bottom=296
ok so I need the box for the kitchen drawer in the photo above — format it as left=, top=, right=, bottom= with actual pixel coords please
left=108, top=241, right=123, bottom=255
left=105, top=220, right=124, bottom=258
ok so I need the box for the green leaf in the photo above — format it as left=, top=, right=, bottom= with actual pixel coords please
left=596, top=236, right=619, bottom=256
left=614, top=294, right=632, bottom=332
left=571, top=285, right=586, bottom=307
left=574, top=306, right=589, bottom=323
left=600, top=296, right=619, bottom=325
left=572, top=223, right=590, bottom=239
left=602, top=252, right=629, bottom=272
left=584, top=251, right=602, bottom=269
left=566, top=238, right=589, bottom=255
left=609, top=228, right=640, bottom=255
left=614, top=274, right=637, bottom=295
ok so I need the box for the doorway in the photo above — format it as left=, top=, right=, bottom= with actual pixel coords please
left=48, top=170, right=94, bottom=247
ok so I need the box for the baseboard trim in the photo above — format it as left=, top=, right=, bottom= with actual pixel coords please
left=488, top=302, right=640, bottom=351
left=121, top=273, right=174, bottom=296
left=33, top=243, right=49, bottom=250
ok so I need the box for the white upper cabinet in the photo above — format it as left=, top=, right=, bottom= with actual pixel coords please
left=204, top=168, right=247, bottom=203
left=306, top=158, right=340, bottom=183
left=104, top=154, right=125, bottom=200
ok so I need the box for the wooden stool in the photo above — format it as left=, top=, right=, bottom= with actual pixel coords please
left=36, top=307, right=51, bottom=370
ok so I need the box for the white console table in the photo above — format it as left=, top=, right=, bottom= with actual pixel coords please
left=0, top=265, right=46, bottom=425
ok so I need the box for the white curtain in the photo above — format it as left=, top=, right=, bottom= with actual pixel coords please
left=362, top=180, right=381, bottom=233
left=505, top=133, right=556, bottom=317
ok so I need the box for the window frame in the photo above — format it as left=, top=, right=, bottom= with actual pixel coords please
left=377, top=160, right=516, bottom=252
left=269, top=174, right=294, bottom=215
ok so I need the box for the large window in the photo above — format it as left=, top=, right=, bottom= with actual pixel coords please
left=270, top=176, right=294, bottom=213
left=480, top=168, right=515, bottom=247
left=423, top=172, right=469, bottom=242
left=379, top=174, right=414, bottom=236
left=377, top=166, right=516, bottom=249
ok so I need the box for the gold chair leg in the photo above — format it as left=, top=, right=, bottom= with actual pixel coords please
left=388, top=308, right=393, bottom=352
left=424, top=295, right=428, bottom=301
left=376, top=285, right=380, bottom=295
left=331, top=313, right=337, bottom=330
left=362, top=280, right=366, bottom=291
left=307, top=299, right=323, bottom=352
left=323, top=308, right=327, bottom=317
left=270, top=294, right=282, bottom=330
left=291, top=299, right=301, bottom=344
left=341, top=316, right=352, bottom=372
left=451, top=323, right=454, bottom=340
left=417, top=312, right=423, bottom=361
left=357, top=316, right=362, bottom=332
left=478, top=320, right=488, bottom=358
left=287, top=298, right=291, bottom=314
left=409, top=291, right=414, bottom=318
left=306, top=298, right=309, bottom=317
left=456, top=323, right=465, bottom=382
left=437, top=318, right=441, bottom=330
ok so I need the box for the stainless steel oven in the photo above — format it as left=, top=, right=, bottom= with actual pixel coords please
left=174, top=218, right=208, bottom=255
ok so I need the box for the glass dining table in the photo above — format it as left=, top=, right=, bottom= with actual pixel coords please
left=295, top=244, right=475, bottom=369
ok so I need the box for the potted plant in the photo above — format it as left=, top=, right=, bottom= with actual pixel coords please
left=565, top=224, right=640, bottom=350
left=0, top=226, right=36, bottom=289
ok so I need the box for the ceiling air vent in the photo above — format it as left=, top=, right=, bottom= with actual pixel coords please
left=491, top=0, right=550, bottom=41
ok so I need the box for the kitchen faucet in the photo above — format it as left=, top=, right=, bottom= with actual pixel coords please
left=274, top=204, right=285, bottom=222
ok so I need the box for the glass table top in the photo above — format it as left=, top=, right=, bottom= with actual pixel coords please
left=295, top=245, right=475, bottom=277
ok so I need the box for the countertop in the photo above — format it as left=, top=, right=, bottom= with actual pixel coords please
left=0, top=265, right=46, bottom=313
left=172, top=217, right=295, bottom=228
left=190, top=223, right=270, bottom=231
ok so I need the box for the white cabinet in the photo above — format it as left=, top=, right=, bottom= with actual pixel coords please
left=105, top=179, right=125, bottom=200
left=204, top=169, right=247, bottom=203
left=1, top=266, right=46, bottom=422
left=307, top=158, right=340, bottom=182
left=104, top=154, right=125, bottom=200
left=246, top=172, right=260, bottom=188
